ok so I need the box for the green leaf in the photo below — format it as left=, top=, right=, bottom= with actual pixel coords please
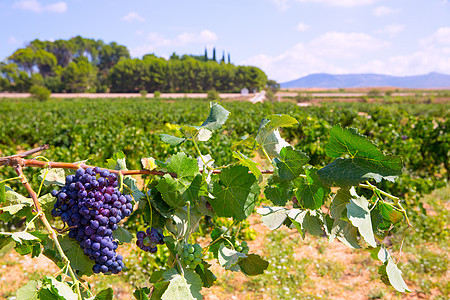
left=256, top=206, right=289, bottom=230
left=106, top=151, right=127, bottom=170
left=94, top=287, right=114, bottom=300
left=346, top=189, right=377, bottom=247
left=201, top=102, right=231, bottom=130
left=318, top=125, right=402, bottom=187
left=4, top=187, right=33, bottom=206
left=133, top=287, right=151, bottom=300
left=48, top=276, right=77, bottom=300
left=16, top=280, right=40, bottom=300
left=150, top=282, right=169, bottom=300
left=58, top=235, right=94, bottom=276
left=264, top=176, right=293, bottom=206
left=256, top=114, right=298, bottom=159
left=330, top=189, right=351, bottom=219
left=379, top=202, right=404, bottom=224
left=141, top=157, right=158, bottom=171
left=330, top=219, right=361, bottom=249
left=124, top=176, right=145, bottom=201
left=38, top=168, right=66, bottom=187
left=195, top=128, right=212, bottom=141
left=161, top=268, right=203, bottom=300
left=318, top=157, right=401, bottom=187
left=288, top=209, right=324, bottom=237
left=238, top=254, right=269, bottom=276
left=232, top=151, right=262, bottom=180
left=112, top=227, right=133, bottom=243
left=194, top=261, right=217, bottom=288
left=274, top=147, right=309, bottom=180
left=210, top=165, right=257, bottom=220
left=39, top=193, right=57, bottom=221
left=296, top=167, right=330, bottom=210
left=0, top=182, right=5, bottom=203
left=0, top=203, right=27, bottom=215
left=386, top=258, right=410, bottom=292
left=9, top=231, right=39, bottom=244
left=160, top=134, right=186, bottom=146
left=157, top=175, right=181, bottom=208
left=167, top=152, right=199, bottom=178
left=166, top=207, right=202, bottom=240
left=218, top=243, right=247, bottom=270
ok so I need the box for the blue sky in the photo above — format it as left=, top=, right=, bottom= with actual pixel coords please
left=1, top=0, right=449, bottom=82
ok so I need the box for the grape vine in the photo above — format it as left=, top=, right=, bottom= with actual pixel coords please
left=0, top=102, right=412, bottom=299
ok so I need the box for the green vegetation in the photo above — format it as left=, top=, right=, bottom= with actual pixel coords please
left=0, top=98, right=448, bottom=299
left=0, top=36, right=269, bottom=94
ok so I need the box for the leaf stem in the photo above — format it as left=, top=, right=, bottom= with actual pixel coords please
left=0, top=176, right=22, bottom=184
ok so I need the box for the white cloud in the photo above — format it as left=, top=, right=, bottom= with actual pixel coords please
left=130, top=30, right=218, bottom=58
left=309, top=32, right=389, bottom=58
left=271, top=0, right=289, bottom=10
left=243, top=31, right=389, bottom=81
left=122, top=12, right=145, bottom=23
left=372, top=6, right=400, bottom=17
left=375, top=24, right=405, bottom=37
left=296, top=22, right=309, bottom=32
left=420, top=27, right=450, bottom=48
left=296, top=0, right=378, bottom=7
left=13, top=0, right=67, bottom=13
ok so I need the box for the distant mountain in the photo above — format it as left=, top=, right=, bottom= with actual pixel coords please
left=281, top=72, right=450, bottom=89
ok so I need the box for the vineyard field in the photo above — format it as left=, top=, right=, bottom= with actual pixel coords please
left=0, top=97, right=448, bottom=299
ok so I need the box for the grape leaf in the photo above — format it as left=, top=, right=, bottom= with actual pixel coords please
left=7, top=231, right=39, bottom=244
left=201, top=102, right=231, bottom=131
left=346, top=190, right=377, bottom=247
left=288, top=209, right=324, bottom=237
left=296, top=167, right=330, bottom=210
left=257, top=206, right=289, bottom=230
left=141, top=157, right=158, bottom=171
left=112, top=227, right=133, bottom=243
left=210, top=165, right=257, bottom=220
left=133, top=287, right=151, bottom=300
left=330, top=219, right=361, bottom=249
left=150, top=282, right=169, bottom=300
left=273, top=147, right=309, bottom=181
left=47, top=276, right=77, bottom=300
left=167, top=152, right=199, bottom=178
left=124, top=176, right=145, bottom=201
left=106, top=151, right=127, bottom=171
left=232, top=151, right=262, bottom=180
left=318, top=125, right=402, bottom=187
left=161, top=267, right=203, bottom=300
left=256, top=114, right=298, bottom=159
left=218, top=243, right=246, bottom=270
left=330, top=189, right=351, bottom=219
left=264, top=176, right=293, bottom=206
left=386, top=258, right=411, bottom=292
left=379, top=202, right=404, bottom=224
left=94, top=287, right=114, bottom=300
left=38, top=168, right=66, bottom=187
left=194, top=261, right=217, bottom=288
left=58, top=235, right=94, bottom=276
left=160, top=134, right=186, bottom=146
left=238, top=254, right=269, bottom=276
left=16, top=280, right=41, bottom=300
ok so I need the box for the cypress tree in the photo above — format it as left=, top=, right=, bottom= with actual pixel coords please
left=228, top=53, right=231, bottom=64
left=204, top=48, right=208, bottom=61
left=212, top=47, right=216, bottom=61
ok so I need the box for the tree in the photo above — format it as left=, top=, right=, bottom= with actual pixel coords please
left=8, top=48, right=36, bottom=74
left=212, top=47, right=216, bottom=61
left=204, top=48, right=208, bottom=61
left=62, top=57, right=97, bottom=92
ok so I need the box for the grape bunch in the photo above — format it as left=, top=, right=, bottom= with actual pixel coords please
left=51, top=167, right=133, bottom=274
left=235, top=241, right=249, bottom=254
left=136, top=227, right=165, bottom=253
left=181, top=243, right=203, bottom=269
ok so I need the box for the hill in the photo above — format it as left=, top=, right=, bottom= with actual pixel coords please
left=281, top=72, right=450, bottom=89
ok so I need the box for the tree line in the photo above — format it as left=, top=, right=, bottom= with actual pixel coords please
left=0, top=36, right=269, bottom=93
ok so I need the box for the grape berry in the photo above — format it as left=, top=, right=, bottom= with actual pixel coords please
left=235, top=241, right=249, bottom=254
left=136, top=227, right=164, bottom=253
left=51, top=167, right=133, bottom=274
left=181, top=243, right=203, bottom=269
